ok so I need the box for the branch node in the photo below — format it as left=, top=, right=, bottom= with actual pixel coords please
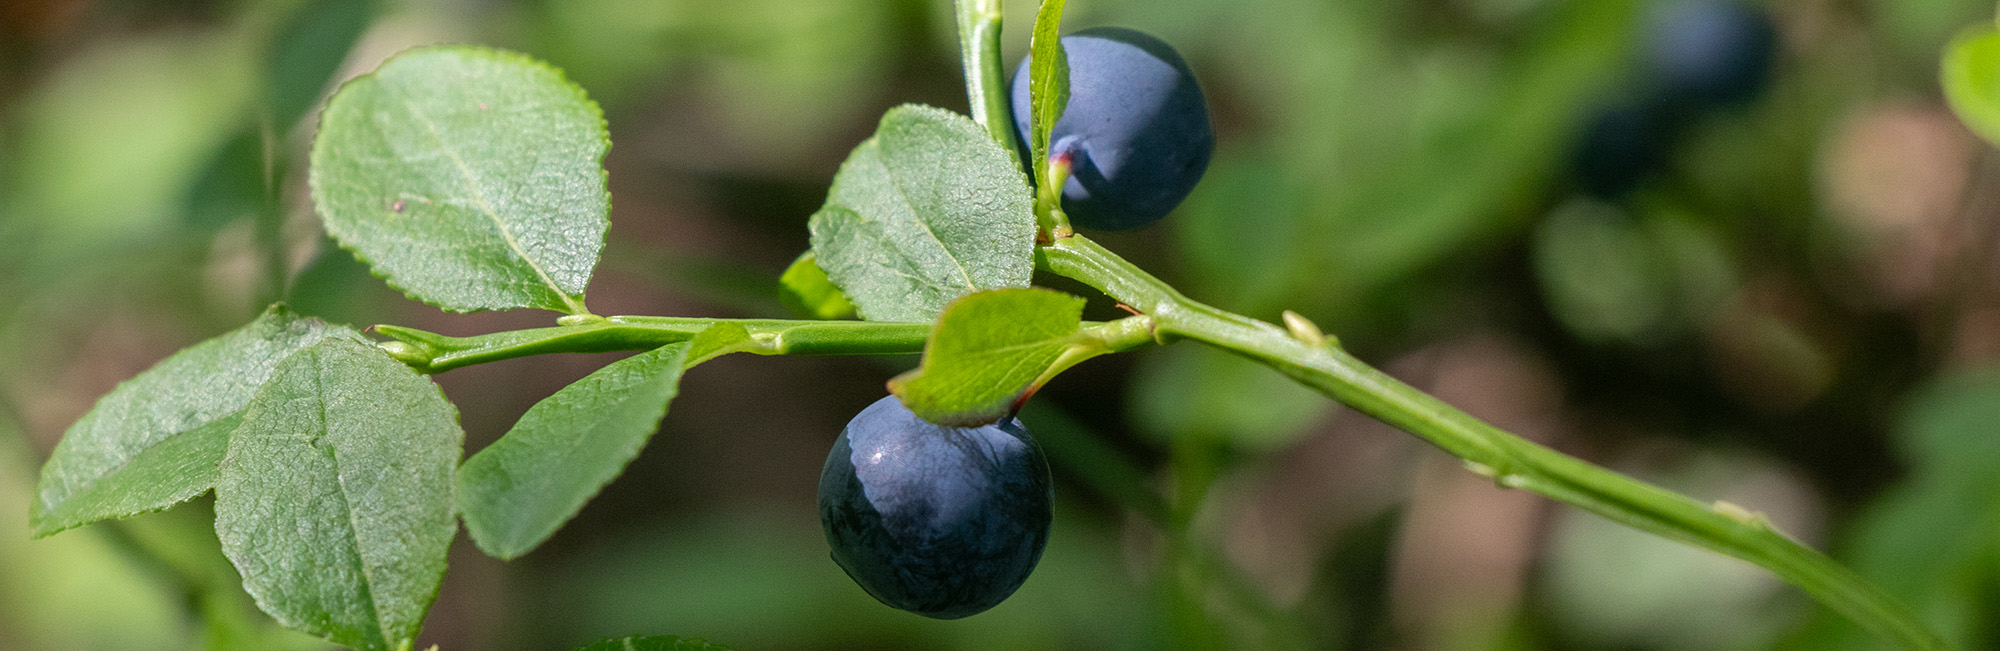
left=1714, top=500, right=1769, bottom=528
left=1281, top=310, right=1327, bottom=347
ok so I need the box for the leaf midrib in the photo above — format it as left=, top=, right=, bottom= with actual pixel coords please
left=873, top=137, right=979, bottom=291
left=397, top=93, right=586, bottom=315
left=304, top=354, right=395, bottom=651
left=478, top=352, right=679, bottom=552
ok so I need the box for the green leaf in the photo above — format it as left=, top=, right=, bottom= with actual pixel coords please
left=460, top=346, right=682, bottom=559
left=889, top=288, right=1084, bottom=426
left=776, top=251, right=857, bottom=320
left=14, top=31, right=254, bottom=248
left=1532, top=201, right=1676, bottom=344
left=572, top=635, right=734, bottom=651
left=32, top=305, right=362, bottom=537
left=459, top=324, right=751, bottom=559
left=1793, top=369, right=2000, bottom=649
left=266, top=0, right=377, bottom=130
left=183, top=129, right=267, bottom=233
left=1027, top=0, right=1070, bottom=188
left=213, top=338, right=461, bottom=651
left=1943, top=26, right=2000, bottom=148
left=309, top=45, right=609, bottom=315
left=807, top=104, right=1036, bottom=322
left=1892, top=368, right=2000, bottom=491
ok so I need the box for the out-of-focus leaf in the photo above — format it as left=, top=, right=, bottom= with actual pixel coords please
left=572, top=635, right=735, bottom=651
left=527, top=511, right=1141, bottom=650
left=214, top=338, right=460, bottom=651
left=777, top=252, right=857, bottom=320
left=1545, top=452, right=1805, bottom=650
left=1129, top=345, right=1330, bottom=451
left=1200, top=0, right=1637, bottom=313
left=1532, top=200, right=1674, bottom=344
left=1895, top=369, right=2000, bottom=486
left=458, top=324, right=752, bottom=560
left=12, top=31, right=254, bottom=248
left=1875, top=0, right=1994, bottom=65
left=1535, top=198, right=1742, bottom=346
left=0, top=412, right=187, bottom=651
left=889, top=288, right=1085, bottom=427
left=1173, top=155, right=1306, bottom=311
left=1015, top=402, right=1168, bottom=522
left=183, top=129, right=267, bottom=233
left=108, top=505, right=334, bottom=651
left=266, top=0, right=377, bottom=131
left=1943, top=26, right=2000, bottom=148
left=527, top=0, right=895, bottom=170
left=310, top=46, right=609, bottom=314
left=1332, top=0, right=1634, bottom=287
left=1818, top=485, right=1992, bottom=650
left=1787, top=369, right=2000, bottom=650
left=32, top=305, right=362, bottom=537
left=808, top=105, right=1036, bottom=322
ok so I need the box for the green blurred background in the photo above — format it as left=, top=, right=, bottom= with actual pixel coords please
left=3, top=0, right=1999, bottom=649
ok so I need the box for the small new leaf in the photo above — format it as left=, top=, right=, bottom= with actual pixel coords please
left=214, top=338, right=461, bottom=651
left=808, top=105, right=1036, bottom=323
left=890, top=288, right=1085, bottom=426
left=778, top=251, right=858, bottom=320
left=573, top=636, right=735, bottom=651
left=1944, top=26, right=2000, bottom=148
left=1028, top=0, right=1070, bottom=189
left=310, top=45, right=609, bottom=314
left=33, top=305, right=363, bottom=537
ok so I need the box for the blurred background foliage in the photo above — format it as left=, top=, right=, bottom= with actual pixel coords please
left=2, top=0, right=1999, bottom=649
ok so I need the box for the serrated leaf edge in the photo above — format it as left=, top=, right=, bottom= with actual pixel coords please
left=30, top=304, right=358, bottom=538
left=307, top=44, right=611, bottom=315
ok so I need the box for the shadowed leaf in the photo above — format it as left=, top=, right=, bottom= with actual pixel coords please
left=808, top=105, right=1035, bottom=322
left=214, top=338, right=460, bottom=651
left=33, top=305, right=362, bottom=537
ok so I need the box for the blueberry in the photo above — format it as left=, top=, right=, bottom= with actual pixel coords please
left=1569, top=1, right=1776, bottom=198
left=817, top=396, right=1053, bottom=619
left=1645, top=0, right=1777, bottom=108
left=1009, top=27, right=1214, bottom=231
left=1573, top=100, right=1678, bottom=199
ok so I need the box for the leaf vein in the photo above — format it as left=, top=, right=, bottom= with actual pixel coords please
left=875, top=146, right=979, bottom=290
left=316, top=357, right=394, bottom=649
left=396, top=95, right=585, bottom=314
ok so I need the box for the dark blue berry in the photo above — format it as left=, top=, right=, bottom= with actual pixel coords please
left=1645, top=0, right=1777, bottom=108
left=1570, top=2, right=1776, bottom=198
left=817, top=396, right=1053, bottom=619
left=1010, top=27, right=1214, bottom=231
left=1573, top=100, right=1678, bottom=199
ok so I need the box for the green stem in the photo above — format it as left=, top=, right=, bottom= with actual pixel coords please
left=375, top=316, right=933, bottom=373
left=955, top=0, right=1018, bottom=154
left=374, top=314, right=1151, bottom=375
left=1037, top=234, right=1948, bottom=651
left=254, top=121, right=289, bottom=309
